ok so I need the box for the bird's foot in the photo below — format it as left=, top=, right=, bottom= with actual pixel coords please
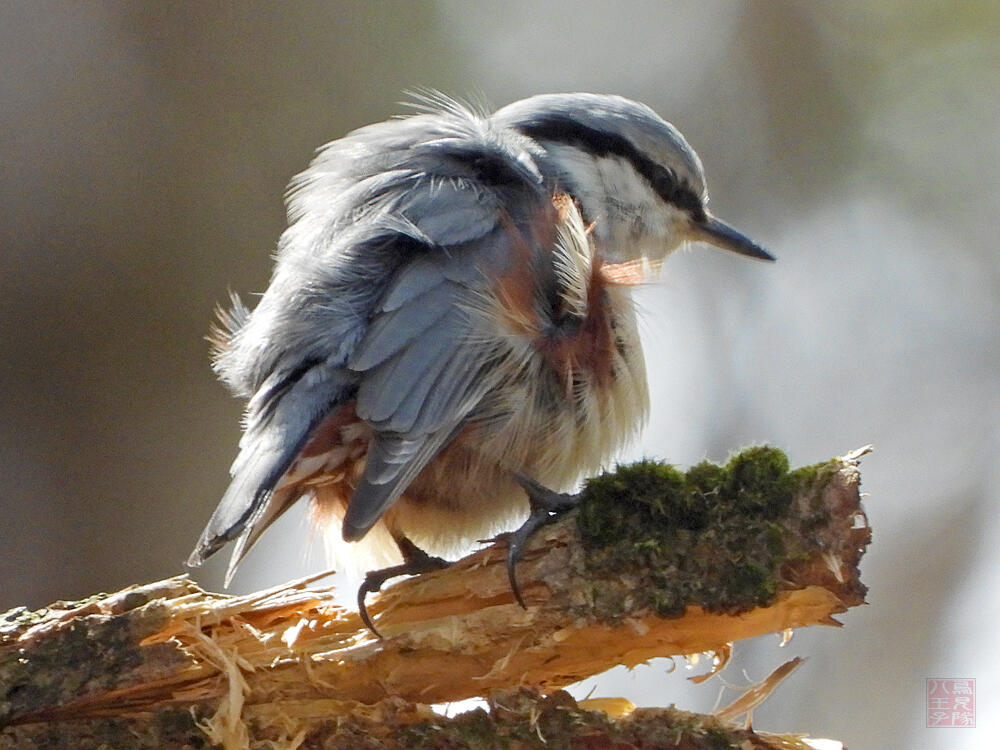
left=507, top=473, right=582, bottom=609
left=357, top=536, right=449, bottom=638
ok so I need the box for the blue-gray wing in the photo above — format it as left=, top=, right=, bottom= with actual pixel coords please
left=340, top=226, right=523, bottom=541
left=339, top=190, right=596, bottom=541
left=188, top=99, right=550, bottom=577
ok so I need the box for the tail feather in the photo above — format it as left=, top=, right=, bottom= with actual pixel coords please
left=187, top=364, right=356, bottom=583
left=186, top=425, right=303, bottom=568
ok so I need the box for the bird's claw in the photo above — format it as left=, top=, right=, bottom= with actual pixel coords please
left=507, top=473, right=582, bottom=608
left=357, top=538, right=449, bottom=638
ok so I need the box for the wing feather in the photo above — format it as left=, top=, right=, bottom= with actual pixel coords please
left=385, top=335, right=469, bottom=435
left=348, top=281, right=453, bottom=371
left=379, top=254, right=452, bottom=312
left=342, top=428, right=460, bottom=540
left=191, top=96, right=554, bottom=576
left=354, top=298, right=471, bottom=431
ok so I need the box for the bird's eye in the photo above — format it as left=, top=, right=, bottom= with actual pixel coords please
left=651, top=169, right=677, bottom=200
left=650, top=165, right=706, bottom=220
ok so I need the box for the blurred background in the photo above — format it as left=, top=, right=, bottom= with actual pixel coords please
left=2, top=2, right=997, bottom=746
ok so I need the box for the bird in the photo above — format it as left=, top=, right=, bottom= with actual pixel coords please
left=186, top=92, right=773, bottom=631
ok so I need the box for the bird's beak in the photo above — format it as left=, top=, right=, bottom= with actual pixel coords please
left=690, top=215, right=775, bottom=262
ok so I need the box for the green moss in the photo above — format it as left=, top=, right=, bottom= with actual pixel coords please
left=575, top=446, right=839, bottom=622
left=724, top=446, right=794, bottom=518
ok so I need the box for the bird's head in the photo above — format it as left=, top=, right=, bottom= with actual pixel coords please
left=494, top=93, right=773, bottom=264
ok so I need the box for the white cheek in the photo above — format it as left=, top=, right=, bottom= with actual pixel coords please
left=592, top=157, right=689, bottom=260
left=645, top=204, right=689, bottom=258
left=548, top=147, right=691, bottom=261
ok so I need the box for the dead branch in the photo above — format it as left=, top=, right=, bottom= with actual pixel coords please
left=0, top=446, right=870, bottom=749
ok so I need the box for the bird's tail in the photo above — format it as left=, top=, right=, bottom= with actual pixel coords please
left=187, top=364, right=354, bottom=585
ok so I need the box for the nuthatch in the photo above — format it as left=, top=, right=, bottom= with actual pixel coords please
left=187, top=93, right=772, bottom=628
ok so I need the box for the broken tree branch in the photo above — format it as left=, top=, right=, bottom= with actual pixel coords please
left=0, top=446, right=871, bottom=749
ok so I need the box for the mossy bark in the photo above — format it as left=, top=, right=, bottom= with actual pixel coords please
left=0, top=689, right=819, bottom=750
left=0, top=447, right=870, bottom=749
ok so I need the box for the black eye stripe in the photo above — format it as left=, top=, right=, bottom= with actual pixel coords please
left=514, top=115, right=705, bottom=220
